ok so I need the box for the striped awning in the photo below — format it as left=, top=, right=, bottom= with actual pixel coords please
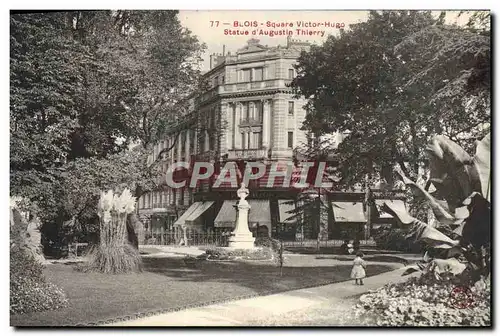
left=375, top=199, right=406, bottom=219
left=185, top=201, right=214, bottom=225
left=332, top=201, right=366, bottom=223
left=278, top=200, right=296, bottom=223
left=173, top=202, right=202, bottom=226
left=214, top=200, right=238, bottom=227
left=214, top=200, right=271, bottom=228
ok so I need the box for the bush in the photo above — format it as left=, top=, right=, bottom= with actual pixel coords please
left=254, top=237, right=281, bottom=252
left=81, top=243, right=143, bottom=274
left=373, top=229, right=423, bottom=253
left=204, top=247, right=275, bottom=261
left=10, top=248, right=68, bottom=315
left=355, top=275, right=491, bottom=326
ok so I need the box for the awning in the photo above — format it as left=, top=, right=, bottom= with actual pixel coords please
left=214, top=200, right=271, bottom=228
left=332, top=201, right=366, bottom=223
left=214, top=200, right=237, bottom=227
left=173, top=202, right=202, bottom=226
left=375, top=199, right=406, bottom=219
left=185, top=201, right=214, bottom=225
left=278, top=200, right=296, bottom=223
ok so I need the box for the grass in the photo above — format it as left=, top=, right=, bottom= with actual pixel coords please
left=11, top=255, right=395, bottom=327
left=139, top=247, right=162, bottom=255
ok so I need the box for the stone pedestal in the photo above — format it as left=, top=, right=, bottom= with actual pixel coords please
left=228, top=200, right=255, bottom=249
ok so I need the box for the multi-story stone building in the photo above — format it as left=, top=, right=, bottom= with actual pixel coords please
left=138, top=37, right=406, bottom=242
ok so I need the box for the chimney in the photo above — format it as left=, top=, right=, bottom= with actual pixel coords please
left=223, top=44, right=226, bottom=55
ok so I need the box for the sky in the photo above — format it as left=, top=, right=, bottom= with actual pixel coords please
left=178, top=10, right=470, bottom=72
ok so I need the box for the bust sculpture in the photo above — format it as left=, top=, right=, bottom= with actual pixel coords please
left=237, top=182, right=249, bottom=201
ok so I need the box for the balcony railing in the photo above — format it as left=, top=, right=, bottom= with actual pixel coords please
left=224, top=79, right=292, bottom=93
left=239, top=118, right=262, bottom=126
left=194, top=150, right=217, bottom=162
left=197, top=79, right=295, bottom=103
left=227, top=148, right=268, bottom=160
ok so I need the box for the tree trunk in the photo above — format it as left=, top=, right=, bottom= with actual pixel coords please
left=126, top=213, right=139, bottom=249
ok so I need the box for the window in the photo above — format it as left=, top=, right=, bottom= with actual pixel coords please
left=241, top=133, right=245, bottom=149
left=242, top=69, right=252, bottom=82
left=221, top=75, right=225, bottom=84
left=252, top=132, right=262, bottom=149
left=210, top=108, right=216, bottom=128
left=243, top=103, right=249, bottom=120
left=179, top=188, right=185, bottom=205
left=189, top=131, right=195, bottom=154
left=288, top=69, right=295, bottom=79
left=172, top=189, right=177, bottom=205
left=254, top=67, right=263, bottom=81
left=181, top=132, right=187, bottom=157
left=209, top=133, right=216, bottom=151
left=213, top=76, right=218, bottom=87
left=288, top=101, right=294, bottom=115
left=257, top=102, right=263, bottom=122
left=249, top=103, right=255, bottom=120
left=288, top=131, right=294, bottom=148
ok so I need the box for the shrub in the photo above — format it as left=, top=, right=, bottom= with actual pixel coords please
left=10, top=248, right=68, bottom=315
left=204, top=247, right=275, bottom=261
left=355, top=275, right=491, bottom=326
left=373, top=228, right=423, bottom=253
left=254, top=237, right=281, bottom=252
left=81, top=243, right=143, bottom=274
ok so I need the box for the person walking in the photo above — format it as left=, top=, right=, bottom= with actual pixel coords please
left=351, top=251, right=367, bottom=285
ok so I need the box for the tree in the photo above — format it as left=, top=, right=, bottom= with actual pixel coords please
left=11, top=10, right=206, bottom=195
left=42, top=146, right=160, bottom=250
left=68, top=10, right=206, bottom=153
left=291, top=10, right=490, bottom=189
left=10, top=12, right=84, bottom=200
left=10, top=11, right=206, bottom=250
left=285, top=136, right=337, bottom=247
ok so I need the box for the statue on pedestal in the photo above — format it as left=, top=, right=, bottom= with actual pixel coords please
left=237, top=182, right=249, bottom=202
left=228, top=182, right=255, bottom=249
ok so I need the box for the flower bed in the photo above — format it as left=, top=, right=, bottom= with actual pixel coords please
left=202, top=247, right=275, bottom=261
left=355, top=275, right=491, bottom=326
left=254, top=237, right=281, bottom=252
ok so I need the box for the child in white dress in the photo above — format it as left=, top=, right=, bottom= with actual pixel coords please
left=351, top=251, right=367, bottom=285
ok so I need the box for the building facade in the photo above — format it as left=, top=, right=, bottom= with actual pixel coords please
left=137, top=38, right=406, bottom=242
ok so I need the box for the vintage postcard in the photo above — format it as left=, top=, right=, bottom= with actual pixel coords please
left=10, top=9, right=491, bottom=327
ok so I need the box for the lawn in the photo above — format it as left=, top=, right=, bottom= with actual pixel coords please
left=11, top=255, right=396, bottom=327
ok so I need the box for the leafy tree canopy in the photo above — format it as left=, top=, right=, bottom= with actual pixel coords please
left=11, top=10, right=206, bottom=197
left=291, top=10, right=490, bottom=188
left=10, top=10, right=205, bottom=247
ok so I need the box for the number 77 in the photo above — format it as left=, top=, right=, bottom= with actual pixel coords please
left=210, top=21, right=220, bottom=27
